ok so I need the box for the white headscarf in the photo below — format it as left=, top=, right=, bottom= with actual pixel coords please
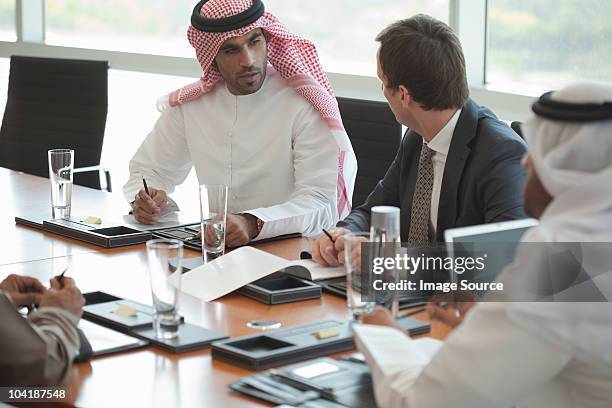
left=508, top=82, right=612, bottom=365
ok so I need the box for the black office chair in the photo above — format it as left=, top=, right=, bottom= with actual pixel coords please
left=510, top=121, right=524, bottom=139
left=337, top=97, right=402, bottom=208
left=0, top=55, right=112, bottom=191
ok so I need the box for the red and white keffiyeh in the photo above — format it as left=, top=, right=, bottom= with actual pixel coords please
left=158, top=0, right=356, bottom=218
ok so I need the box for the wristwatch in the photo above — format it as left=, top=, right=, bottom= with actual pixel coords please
left=254, top=217, right=264, bottom=237
left=241, top=214, right=264, bottom=239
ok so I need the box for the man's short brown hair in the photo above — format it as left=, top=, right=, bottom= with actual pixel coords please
left=376, top=14, right=469, bottom=111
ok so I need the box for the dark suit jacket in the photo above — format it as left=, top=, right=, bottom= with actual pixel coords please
left=338, top=98, right=528, bottom=242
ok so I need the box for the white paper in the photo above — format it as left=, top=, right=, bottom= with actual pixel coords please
left=171, top=247, right=347, bottom=302
left=121, top=213, right=200, bottom=231
left=176, top=247, right=290, bottom=301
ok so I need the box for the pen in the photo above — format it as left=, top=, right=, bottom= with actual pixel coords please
left=57, top=267, right=68, bottom=288
left=31, top=267, right=69, bottom=312
left=322, top=228, right=335, bottom=243
left=142, top=177, right=150, bottom=196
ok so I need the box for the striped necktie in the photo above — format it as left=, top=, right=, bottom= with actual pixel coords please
left=408, top=143, right=434, bottom=244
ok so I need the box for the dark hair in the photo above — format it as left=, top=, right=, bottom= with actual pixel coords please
left=376, top=14, right=469, bottom=110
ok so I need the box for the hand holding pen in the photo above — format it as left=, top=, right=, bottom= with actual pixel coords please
left=39, top=269, right=85, bottom=318
left=131, top=177, right=170, bottom=225
left=311, top=227, right=351, bottom=267
left=0, top=269, right=84, bottom=318
left=57, top=267, right=68, bottom=288
left=322, top=228, right=336, bottom=243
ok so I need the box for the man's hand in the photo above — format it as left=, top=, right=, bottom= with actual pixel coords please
left=312, top=228, right=350, bottom=267
left=132, top=187, right=168, bottom=225
left=225, top=214, right=258, bottom=248
left=39, top=276, right=85, bottom=318
left=0, top=274, right=46, bottom=307
left=426, top=293, right=476, bottom=328
left=361, top=307, right=400, bottom=329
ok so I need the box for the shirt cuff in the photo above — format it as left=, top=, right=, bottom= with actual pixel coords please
left=353, top=324, right=438, bottom=377
left=31, top=306, right=81, bottom=327
left=241, top=210, right=270, bottom=240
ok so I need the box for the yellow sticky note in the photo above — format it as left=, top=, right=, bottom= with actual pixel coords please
left=113, top=304, right=138, bottom=317
left=84, top=216, right=102, bottom=224
left=314, top=327, right=341, bottom=339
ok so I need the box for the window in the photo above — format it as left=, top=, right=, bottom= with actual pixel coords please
left=102, top=69, right=198, bottom=202
left=45, top=0, right=448, bottom=76
left=487, top=0, right=612, bottom=92
left=45, top=0, right=195, bottom=57
left=0, top=0, right=15, bottom=41
left=266, top=0, right=449, bottom=76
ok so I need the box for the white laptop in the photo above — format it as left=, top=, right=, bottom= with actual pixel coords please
left=444, top=218, right=539, bottom=283
left=444, top=218, right=538, bottom=244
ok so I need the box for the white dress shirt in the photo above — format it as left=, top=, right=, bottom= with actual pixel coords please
left=123, top=67, right=340, bottom=239
left=424, top=108, right=462, bottom=233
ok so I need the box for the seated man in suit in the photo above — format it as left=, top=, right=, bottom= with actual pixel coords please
left=0, top=274, right=84, bottom=385
left=353, top=82, right=612, bottom=408
left=313, top=14, right=527, bottom=266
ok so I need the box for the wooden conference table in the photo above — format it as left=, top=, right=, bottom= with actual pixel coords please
left=1, top=170, right=450, bottom=407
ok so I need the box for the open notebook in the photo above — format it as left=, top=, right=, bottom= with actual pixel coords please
left=171, top=247, right=345, bottom=302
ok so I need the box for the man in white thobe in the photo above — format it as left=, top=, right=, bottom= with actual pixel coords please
left=353, top=82, right=612, bottom=408
left=123, top=0, right=356, bottom=247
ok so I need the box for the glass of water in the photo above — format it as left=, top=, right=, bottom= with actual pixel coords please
left=146, top=239, right=183, bottom=339
left=47, top=149, right=74, bottom=219
left=199, top=184, right=228, bottom=263
left=344, top=232, right=376, bottom=320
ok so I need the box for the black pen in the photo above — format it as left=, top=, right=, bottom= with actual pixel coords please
left=142, top=177, right=150, bottom=196
left=322, top=228, right=336, bottom=243
left=57, top=267, right=68, bottom=288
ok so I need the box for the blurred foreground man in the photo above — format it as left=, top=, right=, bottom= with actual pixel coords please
left=0, top=274, right=84, bottom=385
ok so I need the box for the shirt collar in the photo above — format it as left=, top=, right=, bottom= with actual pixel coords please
left=426, top=108, right=462, bottom=157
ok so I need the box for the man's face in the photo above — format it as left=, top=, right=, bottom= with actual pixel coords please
left=522, top=155, right=553, bottom=219
left=376, top=50, right=409, bottom=126
left=215, top=28, right=267, bottom=95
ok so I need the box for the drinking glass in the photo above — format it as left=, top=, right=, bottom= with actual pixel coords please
left=146, top=239, right=183, bottom=339
left=344, top=231, right=401, bottom=321
left=48, top=149, right=74, bottom=219
left=344, top=232, right=376, bottom=319
left=199, top=184, right=228, bottom=263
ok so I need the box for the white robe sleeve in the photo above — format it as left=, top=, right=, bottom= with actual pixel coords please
left=244, top=105, right=339, bottom=239
left=353, top=302, right=573, bottom=408
left=122, top=106, right=192, bottom=210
